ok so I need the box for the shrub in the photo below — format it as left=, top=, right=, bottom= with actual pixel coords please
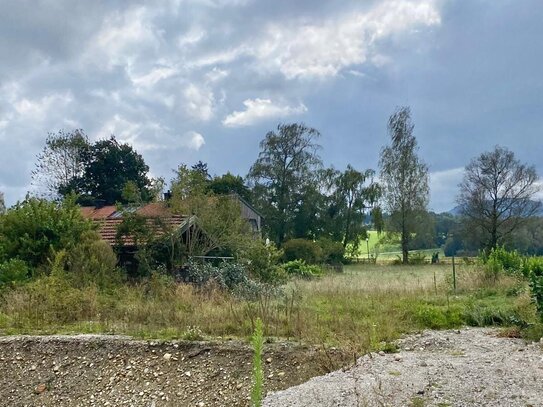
left=239, top=240, right=286, bottom=285
left=317, top=238, right=344, bottom=264
left=65, top=231, right=122, bottom=289
left=480, top=246, right=523, bottom=275
left=525, top=257, right=543, bottom=318
left=282, top=239, right=322, bottom=264
left=185, top=260, right=266, bottom=298
left=0, top=196, right=94, bottom=268
left=0, top=259, right=29, bottom=287
left=281, top=260, right=322, bottom=279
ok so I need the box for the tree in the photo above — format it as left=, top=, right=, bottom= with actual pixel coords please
left=458, top=146, right=541, bottom=251
left=0, top=191, right=5, bottom=214
left=209, top=172, right=251, bottom=201
left=248, top=123, right=322, bottom=244
left=31, top=129, right=90, bottom=198
left=74, top=136, right=152, bottom=205
left=379, top=107, right=429, bottom=264
left=323, top=166, right=380, bottom=251
left=0, top=195, right=94, bottom=268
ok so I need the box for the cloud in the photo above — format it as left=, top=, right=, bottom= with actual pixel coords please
left=251, top=0, right=441, bottom=79
left=222, top=98, right=307, bottom=127
left=184, top=131, right=205, bottom=150
left=183, top=84, right=215, bottom=121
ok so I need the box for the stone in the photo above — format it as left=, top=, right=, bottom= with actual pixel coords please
left=163, top=353, right=172, bottom=361
left=34, top=384, right=47, bottom=394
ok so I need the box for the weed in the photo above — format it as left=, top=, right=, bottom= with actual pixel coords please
left=251, top=318, right=264, bottom=407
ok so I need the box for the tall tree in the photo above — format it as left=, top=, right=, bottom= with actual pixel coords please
left=248, top=123, right=322, bottom=244
left=379, top=107, right=429, bottom=264
left=458, top=146, right=541, bottom=251
left=209, top=172, right=251, bottom=201
left=0, top=191, right=5, bottom=214
left=31, top=129, right=90, bottom=198
left=74, top=136, right=152, bottom=205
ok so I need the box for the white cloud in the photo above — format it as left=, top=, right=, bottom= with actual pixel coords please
left=13, top=92, right=73, bottom=121
left=130, top=66, right=178, bottom=88
left=222, top=98, right=307, bottom=127
left=253, top=0, right=441, bottom=79
left=183, top=84, right=215, bottom=121
left=183, top=131, right=205, bottom=150
left=83, top=7, right=160, bottom=69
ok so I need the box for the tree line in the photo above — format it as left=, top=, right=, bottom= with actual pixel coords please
left=19, top=106, right=543, bottom=262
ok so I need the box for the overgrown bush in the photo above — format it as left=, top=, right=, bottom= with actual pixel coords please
left=479, top=246, right=523, bottom=275
left=409, top=252, right=427, bottom=265
left=281, top=260, right=323, bottom=279
left=282, top=239, right=322, bottom=264
left=185, top=260, right=264, bottom=298
left=317, top=238, right=345, bottom=264
left=65, top=231, right=123, bottom=289
left=239, top=240, right=286, bottom=284
left=0, top=196, right=94, bottom=269
left=524, top=257, right=543, bottom=318
left=0, top=259, right=29, bottom=287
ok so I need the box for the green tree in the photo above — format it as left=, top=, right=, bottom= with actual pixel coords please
left=327, top=165, right=380, bottom=250
left=0, top=191, right=5, bottom=214
left=0, top=196, right=94, bottom=269
left=248, top=123, right=322, bottom=244
left=458, top=146, right=541, bottom=251
left=31, top=129, right=90, bottom=198
left=74, top=136, right=152, bottom=205
left=170, top=165, right=252, bottom=256
left=379, top=107, right=429, bottom=264
left=209, top=172, right=251, bottom=201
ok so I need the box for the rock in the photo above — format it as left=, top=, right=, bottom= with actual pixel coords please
left=265, top=358, right=272, bottom=364
left=394, top=355, right=402, bottom=362
left=236, top=383, right=242, bottom=390
left=184, top=371, right=191, bottom=377
left=378, top=351, right=385, bottom=356
left=163, top=353, right=172, bottom=361
left=34, top=384, right=47, bottom=394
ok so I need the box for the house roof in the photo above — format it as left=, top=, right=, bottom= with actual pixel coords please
left=80, top=202, right=192, bottom=247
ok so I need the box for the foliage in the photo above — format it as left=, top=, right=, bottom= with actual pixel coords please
left=282, top=260, right=323, bottom=279
left=317, top=238, right=345, bottom=264
left=0, top=259, right=29, bottom=287
left=524, top=258, right=543, bottom=318
left=184, top=260, right=264, bottom=298
left=0, top=196, right=94, bottom=269
left=322, top=165, right=380, bottom=250
left=31, top=129, right=90, bottom=199
left=248, top=123, right=322, bottom=244
left=408, top=252, right=427, bottom=265
left=251, top=318, right=264, bottom=407
left=458, top=146, right=541, bottom=251
left=170, top=165, right=253, bottom=257
left=209, top=172, right=251, bottom=201
left=73, top=136, right=153, bottom=205
left=379, top=107, right=429, bottom=264
left=65, top=230, right=122, bottom=289
left=282, top=239, right=322, bottom=264
left=239, top=239, right=286, bottom=285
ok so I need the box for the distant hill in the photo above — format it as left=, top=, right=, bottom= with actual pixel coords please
left=446, top=200, right=543, bottom=217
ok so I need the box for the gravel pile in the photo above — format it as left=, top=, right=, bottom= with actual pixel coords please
left=264, top=328, right=543, bottom=407
left=0, top=334, right=348, bottom=407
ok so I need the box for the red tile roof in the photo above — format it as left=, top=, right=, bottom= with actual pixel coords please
left=80, top=203, right=190, bottom=247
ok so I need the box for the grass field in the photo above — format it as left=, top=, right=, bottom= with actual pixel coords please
left=0, top=262, right=538, bottom=353
left=349, top=231, right=445, bottom=261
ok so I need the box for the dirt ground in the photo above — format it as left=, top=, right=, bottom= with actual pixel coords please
left=0, top=334, right=350, bottom=407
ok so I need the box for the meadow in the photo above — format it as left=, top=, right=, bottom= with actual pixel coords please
left=0, top=262, right=537, bottom=354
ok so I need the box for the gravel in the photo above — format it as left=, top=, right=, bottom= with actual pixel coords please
left=0, top=334, right=348, bottom=407
left=264, top=328, right=543, bottom=407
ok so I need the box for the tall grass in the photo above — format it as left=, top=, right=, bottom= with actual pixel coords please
left=0, top=264, right=537, bottom=351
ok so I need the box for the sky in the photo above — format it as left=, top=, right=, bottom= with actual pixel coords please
left=0, top=0, right=542, bottom=211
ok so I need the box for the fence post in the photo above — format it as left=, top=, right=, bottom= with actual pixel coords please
left=452, top=255, right=456, bottom=294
